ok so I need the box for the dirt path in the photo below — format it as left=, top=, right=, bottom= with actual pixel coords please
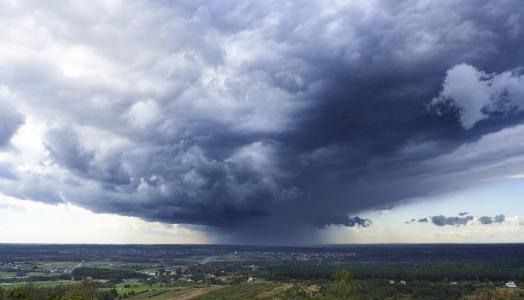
left=168, top=286, right=223, bottom=300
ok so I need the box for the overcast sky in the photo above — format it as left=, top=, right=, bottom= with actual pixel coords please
left=1, top=0, right=524, bottom=244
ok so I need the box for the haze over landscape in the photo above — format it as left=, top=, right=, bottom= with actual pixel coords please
left=1, top=0, right=524, bottom=245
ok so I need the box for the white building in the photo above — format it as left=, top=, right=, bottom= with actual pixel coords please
left=505, top=281, right=517, bottom=288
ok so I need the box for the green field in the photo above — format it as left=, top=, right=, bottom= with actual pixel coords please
left=26, top=272, right=54, bottom=277
left=0, top=280, right=78, bottom=289
left=0, top=272, right=16, bottom=279
left=105, top=279, right=164, bottom=295
left=113, top=280, right=225, bottom=299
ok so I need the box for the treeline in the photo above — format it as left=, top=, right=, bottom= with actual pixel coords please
left=257, top=265, right=334, bottom=281
left=72, top=268, right=147, bottom=282
left=350, top=262, right=524, bottom=282
left=259, top=261, right=524, bottom=282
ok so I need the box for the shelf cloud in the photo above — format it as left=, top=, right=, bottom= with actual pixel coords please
left=0, top=0, right=523, bottom=243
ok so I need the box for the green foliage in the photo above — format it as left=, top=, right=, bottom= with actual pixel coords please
left=0, top=284, right=48, bottom=300
left=318, top=271, right=358, bottom=300
left=63, top=280, right=98, bottom=300
left=0, top=280, right=115, bottom=300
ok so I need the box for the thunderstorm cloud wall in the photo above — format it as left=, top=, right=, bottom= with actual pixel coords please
left=0, top=0, right=523, bottom=243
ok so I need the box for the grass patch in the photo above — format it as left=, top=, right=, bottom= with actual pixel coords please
left=115, top=279, right=165, bottom=296
left=0, top=280, right=78, bottom=289
left=0, top=272, right=16, bottom=279
left=27, top=272, right=54, bottom=277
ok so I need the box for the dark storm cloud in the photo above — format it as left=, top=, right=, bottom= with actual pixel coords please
left=1, top=0, right=524, bottom=243
left=45, top=127, right=131, bottom=185
left=479, top=215, right=506, bottom=225
left=431, top=215, right=474, bottom=227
